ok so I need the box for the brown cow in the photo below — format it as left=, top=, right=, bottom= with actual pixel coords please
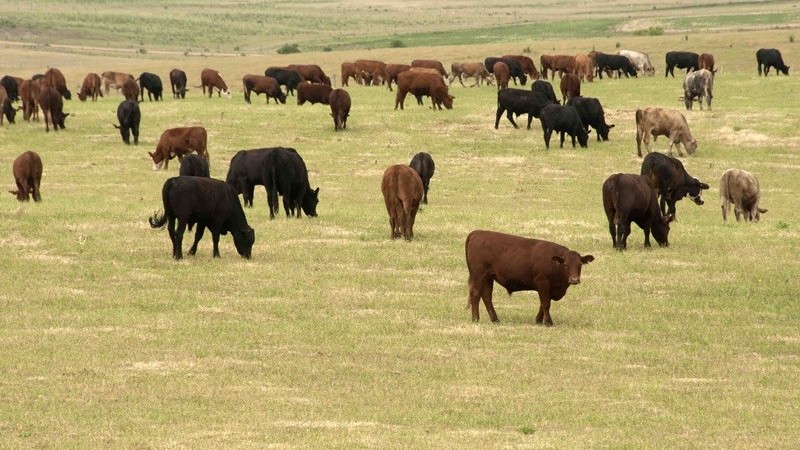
left=395, top=71, right=454, bottom=110
left=329, top=88, right=351, bottom=131
left=411, top=59, right=447, bottom=78
left=19, top=79, right=41, bottom=121
left=699, top=53, right=716, bottom=74
left=559, top=73, right=581, bottom=104
left=149, top=127, right=209, bottom=171
left=101, top=71, right=134, bottom=95
left=199, top=68, right=231, bottom=98
left=38, top=87, right=69, bottom=132
left=502, top=55, right=540, bottom=80
left=574, top=54, right=595, bottom=82
left=635, top=107, right=697, bottom=157
left=41, top=68, right=71, bottom=100
left=385, top=64, right=412, bottom=91
left=0, top=86, right=20, bottom=125
left=77, top=73, right=103, bottom=101
left=719, top=169, right=767, bottom=222
left=449, top=62, right=493, bottom=87
left=603, top=173, right=673, bottom=250
left=465, top=230, right=593, bottom=326
left=540, top=55, right=576, bottom=79
left=287, top=64, right=331, bottom=85
left=297, top=82, right=333, bottom=105
left=242, top=75, right=286, bottom=104
left=493, top=62, right=510, bottom=90
left=9, top=151, right=43, bottom=202
left=381, top=164, right=423, bottom=240
left=341, top=62, right=358, bottom=86
left=355, top=60, right=387, bottom=86
left=121, top=79, right=140, bottom=102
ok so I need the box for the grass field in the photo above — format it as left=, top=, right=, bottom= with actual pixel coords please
left=2, top=2, right=800, bottom=447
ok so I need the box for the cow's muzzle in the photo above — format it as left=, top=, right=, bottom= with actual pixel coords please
left=568, top=277, right=581, bottom=285
left=690, top=194, right=704, bottom=205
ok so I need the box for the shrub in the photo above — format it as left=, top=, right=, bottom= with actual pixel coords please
left=323, top=46, right=332, bottom=52
left=390, top=39, right=405, bottom=48
left=615, top=42, right=621, bottom=49
left=790, top=35, right=795, bottom=43
left=633, top=27, right=664, bottom=36
left=138, top=48, right=147, bottom=54
left=522, top=46, right=532, bottom=54
left=277, top=43, right=300, bottom=54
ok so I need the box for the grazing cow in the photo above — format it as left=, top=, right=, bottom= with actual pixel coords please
left=539, top=104, right=589, bottom=149
left=602, top=173, right=674, bottom=250
left=138, top=72, right=163, bottom=101
left=502, top=54, right=540, bottom=80
left=41, top=68, right=71, bottom=100
left=719, top=169, right=767, bottom=222
left=495, top=88, right=553, bottom=129
left=121, top=79, right=140, bottom=102
left=385, top=64, right=412, bottom=91
left=574, top=54, right=595, bottom=82
left=148, top=177, right=255, bottom=260
left=77, top=73, right=103, bottom=101
left=485, top=57, right=527, bottom=85
left=113, top=99, right=141, bottom=145
left=698, top=53, right=716, bottom=74
left=756, top=48, right=789, bottom=76
left=8, top=151, right=42, bottom=202
left=465, top=230, right=593, bottom=326
left=566, top=97, right=614, bottom=141
left=226, top=148, right=273, bottom=207
left=149, top=126, right=209, bottom=171
left=665, top=51, right=700, bottom=77
left=395, top=71, right=454, bottom=110
left=682, top=69, right=714, bottom=110
left=199, top=68, right=231, bottom=98
left=261, top=147, right=319, bottom=219
left=590, top=51, right=637, bottom=78
left=287, top=64, right=331, bottom=85
left=449, top=62, right=492, bottom=87
left=1, top=75, right=20, bottom=101
left=265, top=67, right=304, bottom=96
left=531, top=80, right=558, bottom=104
left=242, top=74, right=286, bottom=104
left=640, top=153, right=710, bottom=219
left=618, top=50, right=655, bottom=76
left=170, top=69, right=189, bottom=98
left=381, top=164, right=423, bottom=240
left=37, top=87, right=68, bottom=132
left=0, top=86, right=19, bottom=125
left=409, top=152, right=435, bottom=204
left=354, top=60, right=387, bottom=86
left=411, top=59, right=448, bottom=79
left=101, top=71, right=134, bottom=95
left=19, top=79, right=41, bottom=121
left=493, top=62, right=510, bottom=90
left=635, top=107, right=697, bottom=157
left=179, top=154, right=210, bottom=177
left=559, top=73, right=580, bottom=104
left=297, top=82, right=333, bottom=105
left=329, top=88, right=351, bottom=131
left=341, top=62, right=358, bottom=86
left=539, top=55, right=576, bottom=80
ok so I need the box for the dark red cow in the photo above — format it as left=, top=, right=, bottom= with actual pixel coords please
left=149, top=127, right=209, bottom=170
left=381, top=164, right=423, bottom=240
left=8, top=151, right=43, bottom=202
left=602, top=173, right=674, bottom=250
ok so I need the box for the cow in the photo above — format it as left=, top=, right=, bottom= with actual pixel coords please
left=385, top=64, right=412, bottom=91
left=539, top=55, right=576, bottom=80
left=0, top=86, right=19, bottom=125
left=199, top=68, right=231, bottom=98
left=381, top=164, right=423, bottom=240
left=113, top=99, right=141, bottom=145
left=590, top=51, right=637, bottom=79
left=101, top=71, right=134, bottom=95
left=566, top=96, right=615, bottom=141
left=19, top=79, right=40, bottom=121
left=602, top=173, right=674, bottom=250
left=719, top=169, right=767, bottom=222
left=574, top=54, right=595, bottom=82
left=531, top=80, right=558, bottom=104
left=149, top=126, right=209, bottom=171
left=341, top=62, right=358, bottom=86
left=465, top=230, right=593, bottom=326
left=395, top=71, right=454, bottom=110
left=265, top=67, right=304, bottom=96
left=618, top=50, right=655, bottom=76
left=329, top=88, right=351, bottom=131
left=77, top=73, right=103, bottom=101
left=539, top=104, right=589, bottom=149
left=242, top=75, right=286, bottom=104
left=409, top=152, right=435, bottom=204
left=559, top=73, right=580, bottom=104
left=449, top=62, right=493, bottom=87
left=354, top=60, right=387, bottom=86
left=287, top=64, right=331, bottom=85
left=640, top=152, right=710, bottom=219
left=495, top=88, right=553, bottom=129
left=682, top=69, right=714, bottom=110
left=411, top=59, right=447, bottom=79
left=698, top=53, right=716, bottom=74
left=179, top=154, right=210, bottom=178
left=665, top=51, right=699, bottom=77
left=148, top=177, right=255, bottom=260
left=261, top=147, right=319, bottom=219
left=635, top=107, right=697, bottom=157
left=1, top=75, right=20, bottom=101
left=485, top=57, right=527, bottom=86
left=756, top=48, right=789, bottom=76
left=121, top=79, right=140, bottom=102
left=297, top=82, right=333, bottom=105
left=8, top=151, right=42, bottom=202
left=170, top=69, right=189, bottom=98
left=226, top=148, right=273, bottom=208
left=37, top=87, right=68, bottom=132
left=138, top=72, right=163, bottom=101
left=502, top=54, right=540, bottom=80
left=41, top=68, right=71, bottom=100
left=493, top=62, right=510, bottom=90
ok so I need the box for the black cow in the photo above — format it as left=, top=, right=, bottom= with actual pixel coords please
left=665, top=51, right=699, bottom=77
left=138, top=72, right=163, bottom=101
left=179, top=154, right=210, bottom=177
left=593, top=53, right=637, bottom=78
left=756, top=48, right=790, bottom=76
left=261, top=147, right=319, bottom=219
left=1, top=76, right=19, bottom=101
left=538, top=104, right=589, bottom=149
left=148, top=176, right=255, bottom=260
left=531, top=80, right=557, bottom=103
left=226, top=148, right=276, bottom=208
left=113, top=99, right=140, bottom=145
left=409, top=152, right=435, bottom=204
left=566, top=97, right=614, bottom=141
left=170, top=69, right=188, bottom=99
left=484, top=57, right=528, bottom=86
left=602, top=173, right=674, bottom=250
left=495, top=88, right=553, bottom=129
left=265, top=68, right=303, bottom=96
left=640, top=153, right=709, bottom=219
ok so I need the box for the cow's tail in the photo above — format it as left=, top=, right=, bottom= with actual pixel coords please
left=635, top=109, right=643, bottom=152
left=149, top=209, right=168, bottom=229
left=464, top=231, right=475, bottom=310
left=270, top=166, right=279, bottom=217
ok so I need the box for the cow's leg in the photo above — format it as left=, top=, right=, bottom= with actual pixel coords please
left=506, top=109, right=519, bottom=129
left=188, top=225, right=205, bottom=256
left=527, top=113, right=535, bottom=130
left=543, top=127, right=553, bottom=149
left=614, top=213, right=628, bottom=250
left=211, top=231, right=221, bottom=258
left=559, top=131, right=566, bottom=148
left=18, top=179, right=29, bottom=201
left=643, top=224, right=652, bottom=248
left=32, top=178, right=41, bottom=202
left=608, top=219, right=617, bottom=248
left=481, top=280, right=498, bottom=322
left=734, top=202, right=742, bottom=222
left=536, top=287, right=553, bottom=326
left=467, top=275, right=483, bottom=322
left=721, top=197, right=729, bottom=221
left=173, top=219, right=187, bottom=260
left=267, top=187, right=279, bottom=219
left=570, top=132, right=576, bottom=148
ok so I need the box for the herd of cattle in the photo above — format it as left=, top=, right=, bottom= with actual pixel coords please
left=2, top=45, right=786, bottom=325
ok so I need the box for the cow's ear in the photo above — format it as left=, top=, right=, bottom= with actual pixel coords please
left=608, top=124, right=615, bottom=129
left=112, top=124, right=120, bottom=129
left=551, top=256, right=565, bottom=265
left=581, top=255, right=594, bottom=264
left=148, top=151, right=154, bottom=157
left=758, top=208, right=768, bottom=214
left=314, top=187, right=319, bottom=195
left=8, top=190, right=18, bottom=195
left=63, top=113, right=70, bottom=117
left=664, top=214, right=674, bottom=224
left=699, top=182, right=710, bottom=190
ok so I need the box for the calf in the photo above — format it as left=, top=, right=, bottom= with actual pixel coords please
left=287, top=64, right=330, bottom=85
left=113, top=99, right=141, bottom=145
left=682, top=69, right=713, bottom=110
left=385, top=64, right=412, bottom=91
left=297, top=82, right=333, bottom=105
left=199, top=68, right=231, bottom=98
left=566, top=96, right=614, bottom=141
left=574, top=54, right=595, bottom=82
left=19, top=79, right=40, bottom=121
left=1, top=75, right=20, bottom=101
left=381, top=164, right=423, bottom=240
left=121, top=79, right=140, bottom=102
left=485, top=57, right=527, bottom=85
left=149, top=126, right=208, bottom=171
left=101, top=71, right=134, bottom=95
left=698, top=53, right=716, bottom=74
left=138, top=72, right=163, bottom=101
left=329, top=88, right=351, bottom=131
left=77, top=73, right=103, bottom=101
left=179, top=154, right=210, bottom=177
left=559, top=73, right=580, bottom=104
left=756, top=48, right=789, bottom=76
left=395, top=71, right=454, bottom=110
left=42, top=68, right=71, bottom=100
left=493, top=62, right=510, bottom=90
left=635, top=107, right=697, bottom=157
left=8, top=151, right=42, bottom=202
left=170, top=69, right=188, bottom=98
left=37, top=87, right=69, bottom=132
left=354, top=60, right=387, bottom=86
left=0, top=86, right=19, bottom=125
left=531, top=80, right=557, bottom=104
left=665, top=51, right=699, bottom=77
left=261, top=147, right=319, bottom=219
left=602, top=173, right=673, bottom=250
left=148, top=177, right=255, bottom=260
left=591, top=52, right=637, bottom=78
left=495, top=88, right=553, bottom=129
left=502, top=54, right=540, bottom=80
left=449, top=62, right=492, bottom=87
left=242, top=74, right=286, bottom=104
left=719, top=169, right=767, bottom=222
left=265, top=67, right=304, bottom=96
left=618, top=50, right=655, bottom=76
left=640, top=152, right=709, bottom=219
left=409, top=152, right=435, bottom=204
left=465, top=230, right=593, bottom=326
left=539, top=104, right=589, bottom=149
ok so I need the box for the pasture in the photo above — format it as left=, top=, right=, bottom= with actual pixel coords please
left=1, top=3, right=800, bottom=447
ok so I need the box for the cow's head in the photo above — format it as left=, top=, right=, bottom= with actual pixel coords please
left=222, top=89, right=232, bottom=98
left=443, top=95, right=454, bottom=110
left=149, top=151, right=165, bottom=170
left=2, top=102, right=19, bottom=124
left=597, top=122, right=615, bottom=141
left=552, top=251, right=594, bottom=285
left=233, top=226, right=255, bottom=259
left=684, top=138, right=698, bottom=155
left=683, top=179, right=710, bottom=205
left=77, top=86, right=87, bottom=102
left=55, top=111, right=68, bottom=129
left=652, top=213, right=674, bottom=247
left=63, top=89, right=72, bottom=100
left=301, top=187, right=320, bottom=217
left=577, top=126, right=590, bottom=148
